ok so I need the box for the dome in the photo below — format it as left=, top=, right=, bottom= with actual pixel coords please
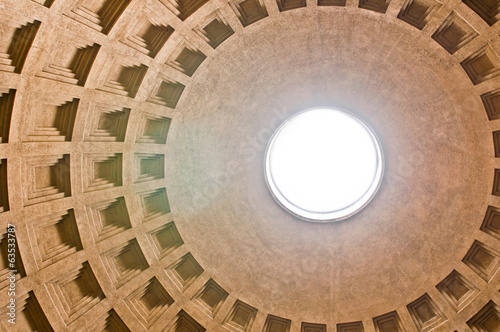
left=1, top=0, right=500, bottom=330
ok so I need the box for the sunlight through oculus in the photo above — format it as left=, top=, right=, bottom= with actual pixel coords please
left=265, top=108, right=384, bottom=222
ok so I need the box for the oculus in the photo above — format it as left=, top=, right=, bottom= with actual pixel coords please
left=264, top=108, right=384, bottom=222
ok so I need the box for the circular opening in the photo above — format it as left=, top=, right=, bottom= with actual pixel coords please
left=265, top=108, right=384, bottom=222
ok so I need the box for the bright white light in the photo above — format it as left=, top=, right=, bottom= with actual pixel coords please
left=265, top=108, right=384, bottom=222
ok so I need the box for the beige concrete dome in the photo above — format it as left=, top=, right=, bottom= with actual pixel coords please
left=1, top=0, right=500, bottom=330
